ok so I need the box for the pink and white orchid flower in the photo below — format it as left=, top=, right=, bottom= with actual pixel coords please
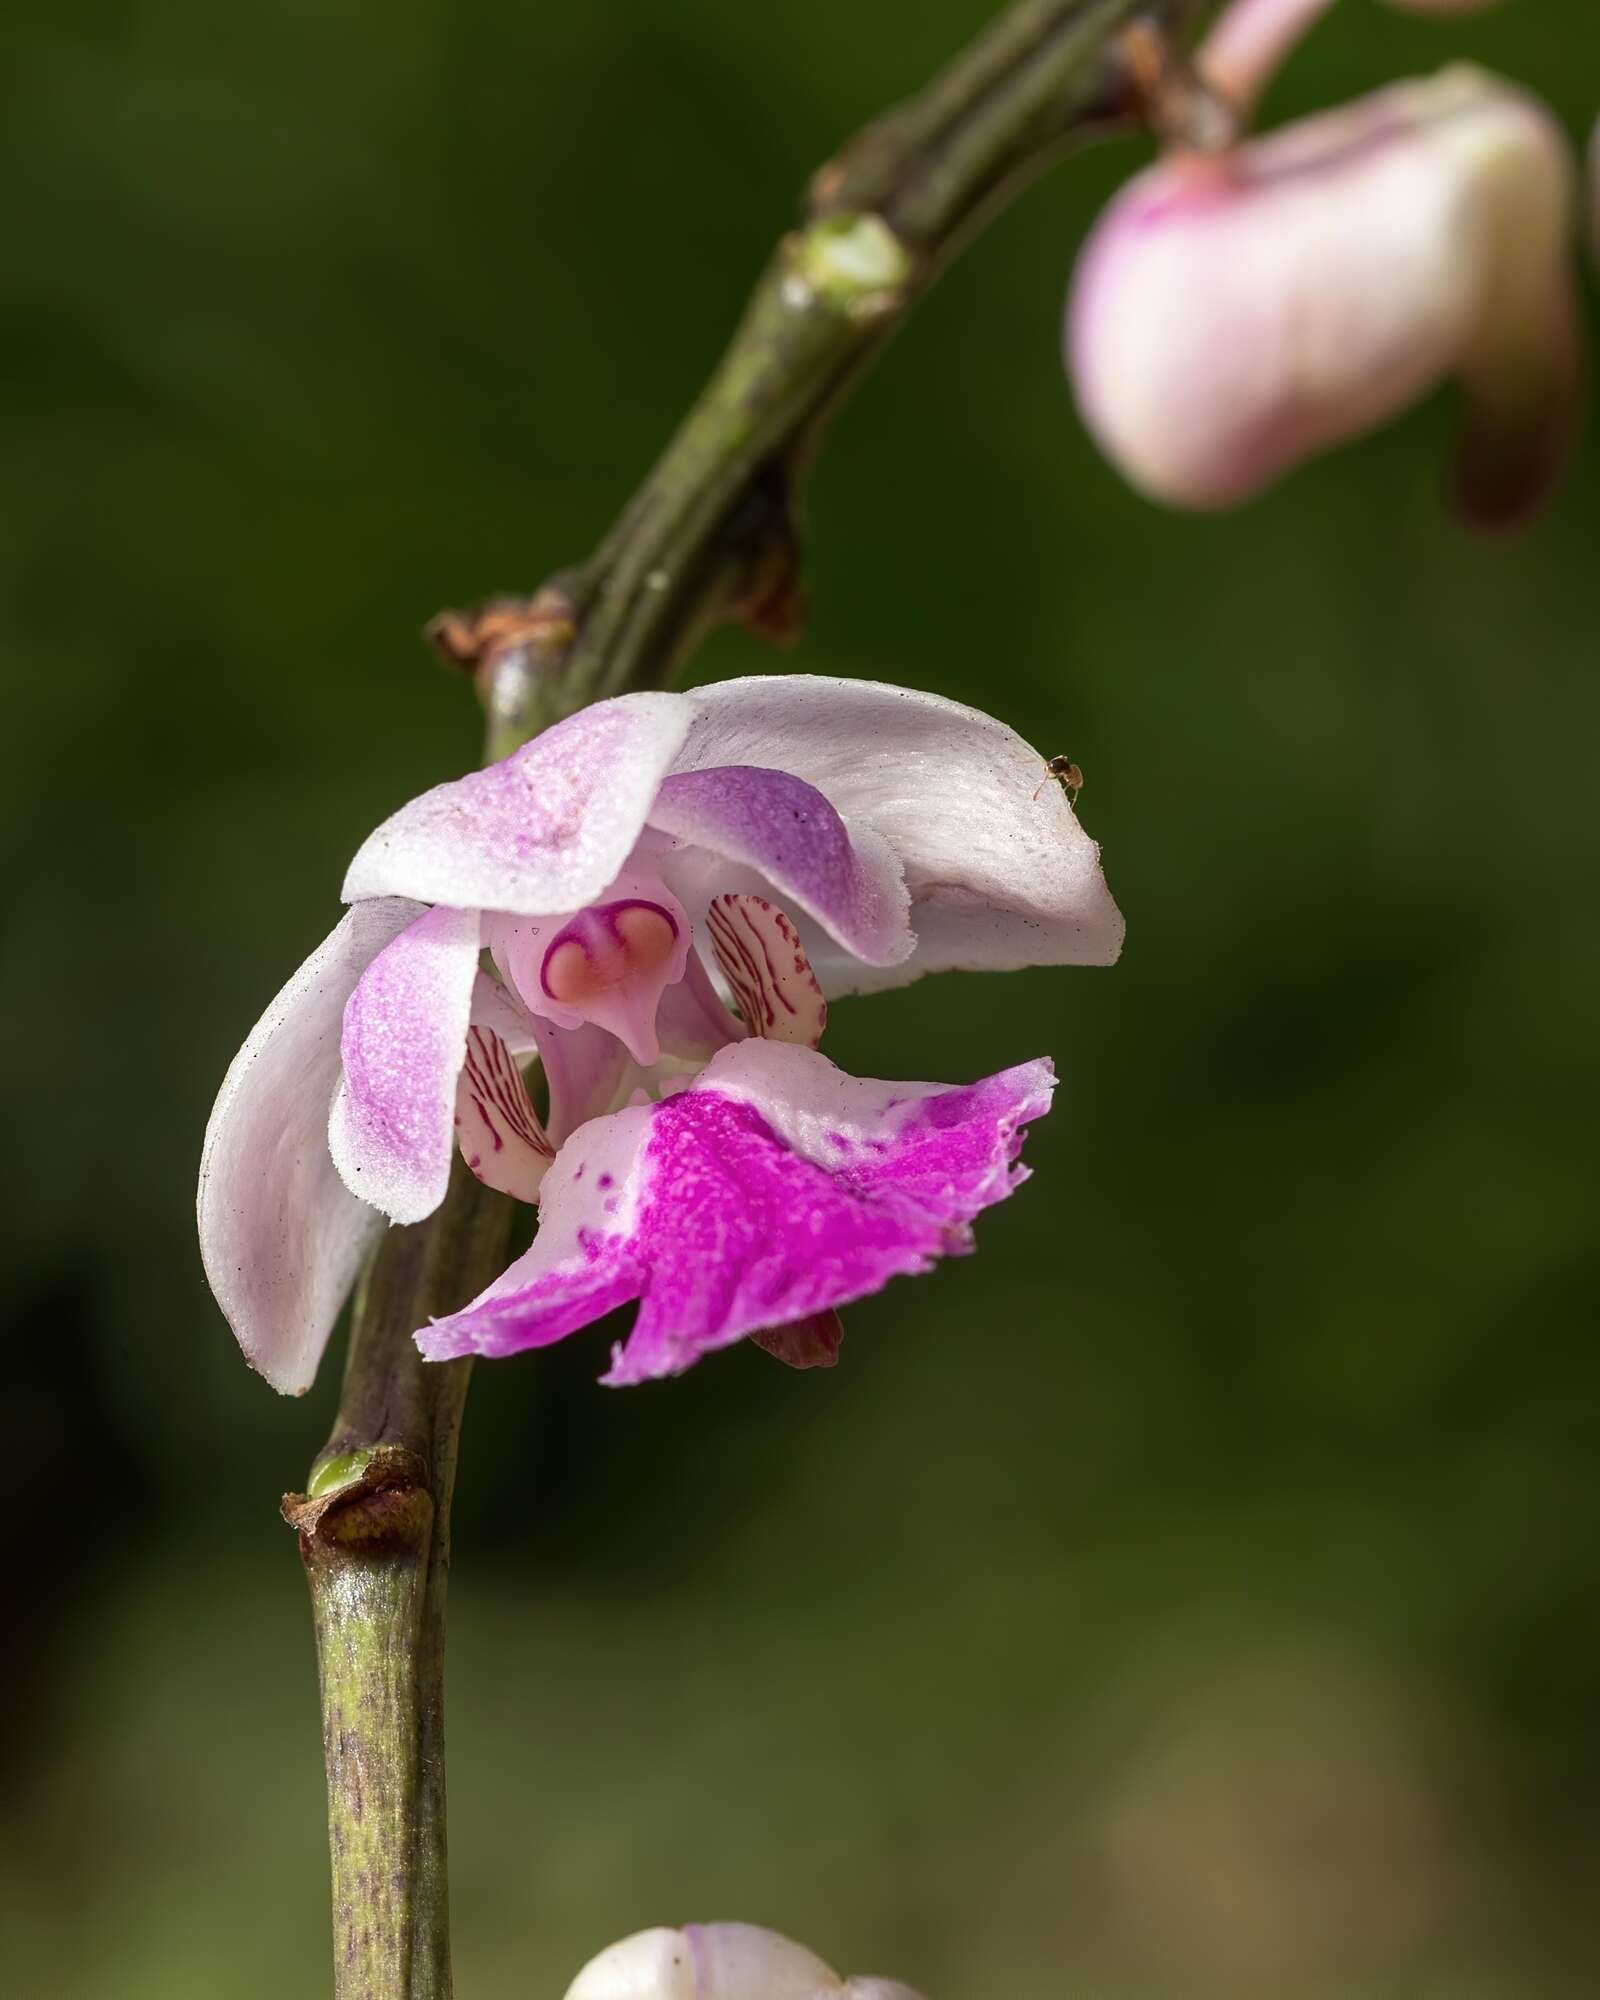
left=1068, top=24, right=1579, bottom=525
left=563, top=1922, right=924, bottom=2000
left=199, top=677, right=1121, bottom=1394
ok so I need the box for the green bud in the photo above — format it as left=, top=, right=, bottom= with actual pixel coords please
left=307, top=1447, right=377, bottom=1500
left=794, top=212, right=910, bottom=314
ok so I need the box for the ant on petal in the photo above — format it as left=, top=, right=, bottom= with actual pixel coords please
left=1033, top=754, right=1084, bottom=807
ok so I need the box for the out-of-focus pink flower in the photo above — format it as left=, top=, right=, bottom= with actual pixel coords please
left=563, top=1924, right=925, bottom=1999
left=1067, top=65, right=1579, bottom=524
left=199, top=679, right=1121, bottom=1393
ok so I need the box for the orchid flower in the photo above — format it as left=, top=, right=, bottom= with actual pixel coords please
left=199, top=677, right=1121, bottom=1393
left=1067, top=3, right=1579, bottom=526
left=563, top=1922, right=924, bottom=2000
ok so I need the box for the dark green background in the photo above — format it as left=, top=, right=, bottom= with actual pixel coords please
left=4, top=3, right=1597, bottom=1994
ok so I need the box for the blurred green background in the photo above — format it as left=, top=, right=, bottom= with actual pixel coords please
left=4, top=2, right=1598, bottom=1995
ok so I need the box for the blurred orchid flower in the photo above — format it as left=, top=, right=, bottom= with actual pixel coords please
left=199, top=678, right=1121, bottom=1393
left=563, top=1923, right=924, bottom=2000
left=1068, top=29, right=1579, bottom=524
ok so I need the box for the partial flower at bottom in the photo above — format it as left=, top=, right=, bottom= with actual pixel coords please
left=563, top=1923, right=925, bottom=2000
left=198, top=676, right=1122, bottom=1393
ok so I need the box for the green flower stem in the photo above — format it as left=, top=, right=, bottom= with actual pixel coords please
left=291, top=4, right=1205, bottom=1997
left=285, top=1166, right=514, bottom=2000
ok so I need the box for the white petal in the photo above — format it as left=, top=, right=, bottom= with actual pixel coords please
left=342, top=692, right=695, bottom=915
left=197, top=899, right=421, bottom=1394
left=563, top=1925, right=840, bottom=2000
left=705, top=893, right=826, bottom=1047
left=454, top=1023, right=554, bottom=1203
left=671, top=677, right=1123, bottom=993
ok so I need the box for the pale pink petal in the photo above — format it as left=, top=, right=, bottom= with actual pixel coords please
left=526, top=1015, right=635, bottom=1150
left=648, top=763, right=911, bottom=967
left=656, top=945, right=743, bottom=1066
left=1201, top=0, right=1336, bottom=115
left=454, top=1023, right=554, bottom=1203
left=197, top=899, right=421, bottom=1394
left=341, top=692, right=694, bottom=914
left=418, top=1039, right=1054, bottom=1383
left=705, top=893, right=826, bottom=1048
left=681, top=1925, right=841, bottom=1998
left=669, top=678, right=1122, bottom=993
left=328, top=902, right=481, bottom=1224
left=563, top=1924, right=840, bottom=2000
left=1202, top=0, right=1507, bottom=118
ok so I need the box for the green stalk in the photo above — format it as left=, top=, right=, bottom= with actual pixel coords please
left=285, top=1168, right=513, bottom=2000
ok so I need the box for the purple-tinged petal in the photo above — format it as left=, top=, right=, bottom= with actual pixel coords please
left=329, top=902, right=480, bottom=1224
left=341, top=692, right=694, bottom=915
left=705, top=893, right=826, bottom=1048
left=649, top=764, right=911, bottom=967
left=418, top=1039, right=1054, bottom=1383
left=198, top=898, right=422, bottom=1394
left=454, top=1023, right=554, bottom=1203
left=669, top=678, right=1122, bottom=992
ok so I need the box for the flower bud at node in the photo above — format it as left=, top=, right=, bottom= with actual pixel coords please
left=794, top=213, right=910, bottom=317
left=1066, top=64, right=1580, bottom=528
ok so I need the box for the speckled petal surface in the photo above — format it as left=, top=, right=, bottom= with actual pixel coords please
left=668, top=677, right=1123, bottom=993
left=418, top=1039, right=1054, bottom=1383
left=198, top=898, right=422, bottom=1394
left=329, top=901, right=481, bottom=1224
left=341, top=692, right=694, bottom=914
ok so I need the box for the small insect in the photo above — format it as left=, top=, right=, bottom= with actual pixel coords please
left=1033, top=754, right=1084, bottom=807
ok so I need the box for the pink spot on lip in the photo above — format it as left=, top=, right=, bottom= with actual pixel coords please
left=539, top=898, right=680, bottom=1000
